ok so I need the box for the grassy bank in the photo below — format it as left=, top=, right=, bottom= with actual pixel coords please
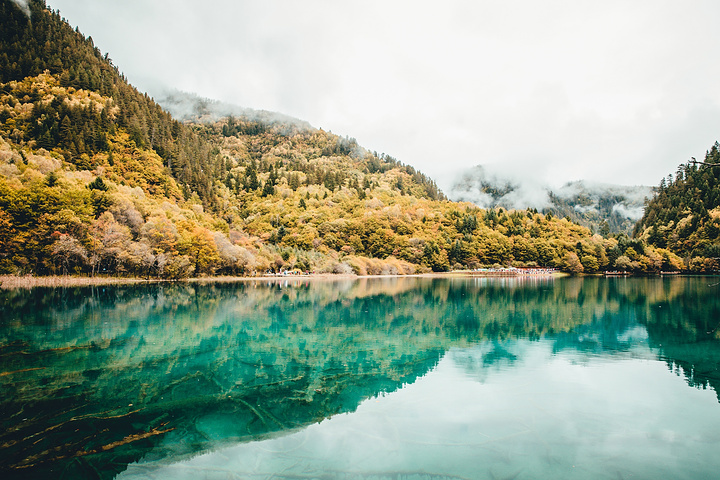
left=0, top=275, right=150, bottom=289
left=0, top=270, right=567, bottom=290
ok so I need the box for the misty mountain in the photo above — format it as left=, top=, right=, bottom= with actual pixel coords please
left=450, top=165, right=654, bottom=235
left=154, top=89, right=312, bottom=130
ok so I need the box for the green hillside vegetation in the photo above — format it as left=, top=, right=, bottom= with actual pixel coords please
left=0, top=0, right=221, bottom=205
left=0, top=0, right=688, bottom=277
left=636, top=144, right=720, bottom=273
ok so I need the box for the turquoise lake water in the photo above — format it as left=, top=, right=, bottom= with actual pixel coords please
left=1, top=276, right=720, bottom=479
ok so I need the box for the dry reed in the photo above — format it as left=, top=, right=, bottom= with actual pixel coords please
left=0, top=275, right=149, bottom=290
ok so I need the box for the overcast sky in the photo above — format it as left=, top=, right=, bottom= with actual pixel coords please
left=43, top=0, right=720, bottom=191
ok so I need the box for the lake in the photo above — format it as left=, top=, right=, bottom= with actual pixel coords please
left=1, top=276, right=720, bottom=479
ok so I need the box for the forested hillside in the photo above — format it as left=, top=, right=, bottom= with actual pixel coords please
left=635, top=144, right=720, bottom=272
left=0, top=0, right=690, bottom=276
left=0, top=0, right=223, bottom=206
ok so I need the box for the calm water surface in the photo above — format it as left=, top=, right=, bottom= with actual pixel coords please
left=1, top=276, right=720, bottom=479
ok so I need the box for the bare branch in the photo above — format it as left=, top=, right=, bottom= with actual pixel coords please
left=688, top=157, right=720, bottom=167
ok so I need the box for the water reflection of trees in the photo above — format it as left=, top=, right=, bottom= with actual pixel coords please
left=637, top=279, right=720, bottom=401
left=1, top=277, right=719, bottom=479
left=448, top=277, right=720, bottom=404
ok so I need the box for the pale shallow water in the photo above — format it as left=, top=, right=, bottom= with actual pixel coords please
left=2, top=276, right=719, bottom=479
left=121, top=343, right=720, bottom=480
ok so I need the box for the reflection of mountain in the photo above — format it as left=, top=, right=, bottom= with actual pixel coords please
left=0, top=281, right=443, bottom=479
left=1, top=277, right=719, bottom=478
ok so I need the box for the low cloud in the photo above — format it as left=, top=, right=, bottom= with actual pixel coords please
left=612, top=203, right=646, bottom=221
left=574, top=205, right=599, bottom=215
left=556, top=181, right=653, bottom=221
left=10, top=0, right=30, bottom=17
left=449, top=165, right=552, bottom=210
left=449, top=165, right=654, bottom=222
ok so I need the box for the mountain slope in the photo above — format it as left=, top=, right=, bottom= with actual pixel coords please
left=0, top=0, right=227, bottom=207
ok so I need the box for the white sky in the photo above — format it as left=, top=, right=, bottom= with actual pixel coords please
left=44, top=0, right=720, bottom=191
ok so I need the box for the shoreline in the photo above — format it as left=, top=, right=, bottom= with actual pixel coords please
left=0, top=275, right=153, bottom=289
left=5, top=271, right=707, bottom=290
left=0, top=271, right=567, bottom=289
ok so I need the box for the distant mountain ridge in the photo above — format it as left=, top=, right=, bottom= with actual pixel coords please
left=450, top=165, right=654, bottom=235
left=155, top=90, right=313, bottom=130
